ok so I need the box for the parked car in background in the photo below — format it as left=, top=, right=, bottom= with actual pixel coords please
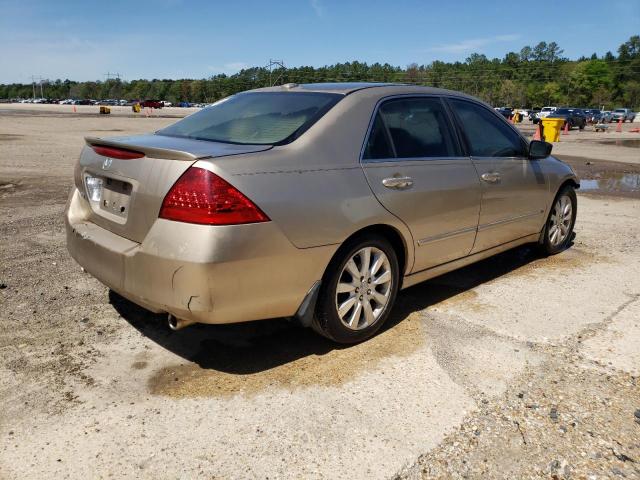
left=529, top=108, right=541, bottom=122
left=141, top=99, right=164, bottom=109
left=582, top=109, right=603, bottom=124
left=533, top=106, right=557, bottom=124
left=547, top=108, right=587, bottom=130
left=495, top=107, right=513, bottom=119
left=611, top=108, right=636, bottom=122
left=66, top=83, right=578, bottom=343
left=598, top=111, right=614, bottom=123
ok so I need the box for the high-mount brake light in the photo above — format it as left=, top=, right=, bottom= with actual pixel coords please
left=159, top=167, right=270, bottom=225
left=91, top=145, right=145, bottom=160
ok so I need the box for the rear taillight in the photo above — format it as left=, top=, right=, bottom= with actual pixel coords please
left=91, top=145, right=145, bottom=160
left=159, top=167, right=270, bottom=225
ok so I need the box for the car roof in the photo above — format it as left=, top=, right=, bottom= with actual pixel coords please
left=252, top=82, right=400, bottom=94
left=250, top=82, right=476, bottom=99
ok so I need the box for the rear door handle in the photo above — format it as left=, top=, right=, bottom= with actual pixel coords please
left=382, top=176, right=413, bottom=189
left=480, top=172, right=501, bottom=183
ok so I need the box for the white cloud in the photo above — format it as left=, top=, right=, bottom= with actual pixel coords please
left=310, top=0, right=324, bottom=17
left=428, top=34, right=521, bottom=54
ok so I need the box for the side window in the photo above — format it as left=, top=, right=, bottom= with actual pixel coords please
left=363, top=113, right=394, bottom=160
left=449, top=99, right=526, bottom=157
left=377, top=98, right=459, bottom=159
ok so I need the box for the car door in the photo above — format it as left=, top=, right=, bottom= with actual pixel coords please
left=361, top=96, right=482, bottom=273
left=447, top=97, right=549, bottom=253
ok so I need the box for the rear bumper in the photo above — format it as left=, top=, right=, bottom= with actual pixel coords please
left=65, top=188, right=336, bottom=324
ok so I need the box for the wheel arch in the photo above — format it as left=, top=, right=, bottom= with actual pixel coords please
left=330, top=224, right=410, bottom=281
left=559, top=177, right=580, bottom=192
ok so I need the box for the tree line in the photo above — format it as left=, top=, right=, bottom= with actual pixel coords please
left=1, top=36, right=638, bottom=109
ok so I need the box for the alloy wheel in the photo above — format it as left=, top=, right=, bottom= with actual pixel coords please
left=548, top=194, right=573, bottom=247
left=335, top=247, right=392, bottom=330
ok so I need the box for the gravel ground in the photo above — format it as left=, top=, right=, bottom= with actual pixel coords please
left=395, top=311, right=640, bottom=480
left=1, top=105, right=639, bottom=479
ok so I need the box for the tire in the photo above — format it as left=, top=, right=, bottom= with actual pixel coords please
left=579, top=122, right=585, bottom=130
left=540, top=186, right=577, bottom=255
left=312, top=235, right=400, bottom=344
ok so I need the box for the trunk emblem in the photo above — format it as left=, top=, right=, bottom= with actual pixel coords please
left=102, top=158, right=113, bottom=170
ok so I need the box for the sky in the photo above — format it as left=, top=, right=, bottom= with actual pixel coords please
left=0, top=0, right=638, bottom=84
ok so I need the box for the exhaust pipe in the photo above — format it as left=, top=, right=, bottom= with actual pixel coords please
left=167, top=314, right=195, bottom=331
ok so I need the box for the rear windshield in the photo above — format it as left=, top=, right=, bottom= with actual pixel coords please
left=158, top=92, right=342, bottom=145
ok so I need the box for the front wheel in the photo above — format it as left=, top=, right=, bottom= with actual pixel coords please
left=540, top=186, right=577, bottom=255
left=312, top=235, right=400, bottom=343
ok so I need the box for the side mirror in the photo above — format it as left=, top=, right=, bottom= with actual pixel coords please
left=529, top=140, right=552, bottom=159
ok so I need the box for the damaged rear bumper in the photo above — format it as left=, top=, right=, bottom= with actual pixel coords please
left=65, top=188, right=335, bottom=325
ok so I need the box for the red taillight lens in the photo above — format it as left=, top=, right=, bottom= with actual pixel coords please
left=159, top=167, right=270, bottom=225
left=91, top=145, right=145, bottom=160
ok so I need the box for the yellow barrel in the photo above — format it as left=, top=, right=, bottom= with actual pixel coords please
left=541, top=118, right=564, bottom=142
left=99, top=106, right=111, bottom=114
left=132, top=103, right=141, bottom=113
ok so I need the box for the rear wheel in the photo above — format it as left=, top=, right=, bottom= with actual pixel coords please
left=312, top=235, right=399, bottom=343
left=540, top=186, right=577, bottom=255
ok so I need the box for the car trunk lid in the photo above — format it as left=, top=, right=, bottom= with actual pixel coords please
left=76, top=134, right=272, bottom=243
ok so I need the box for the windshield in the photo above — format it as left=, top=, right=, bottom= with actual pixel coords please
left=555, top=109, right=571, bottom=114
left=614, top=109, right=626, bottom=113
left=158, top=92, right=342, bottom=145
left=541, top=107, right=554, bottom=112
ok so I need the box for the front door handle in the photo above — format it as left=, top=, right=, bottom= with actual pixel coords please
left=382, top=176, right=413, bottom=189
left=480, top=172, right=501, bottom=184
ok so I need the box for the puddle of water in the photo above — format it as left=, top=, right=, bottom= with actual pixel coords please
left=148, top=312, right=426, bottom=398
left=595, top=139, right=640, bottom=148
left=579, top=173, right=640, bottom=194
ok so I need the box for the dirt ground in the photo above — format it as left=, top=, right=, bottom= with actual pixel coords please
left=1, top=104, right=639, bottom=479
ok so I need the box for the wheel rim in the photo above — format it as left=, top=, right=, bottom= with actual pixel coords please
left=335, top=247, right=392, bottom=331
left=548, top=194, right=573, bottom=247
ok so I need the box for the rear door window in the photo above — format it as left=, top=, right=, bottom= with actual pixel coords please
left=363, top=113, right=395, bottom=160
left=363, top=97, right=459, bottom=160
left=449, top=99, right=526, bottom=157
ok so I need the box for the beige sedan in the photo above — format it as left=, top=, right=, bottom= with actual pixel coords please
left=65, top=83, right=578, bottom=343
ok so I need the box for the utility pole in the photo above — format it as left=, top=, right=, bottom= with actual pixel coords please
left=103, top=72, right=121, bottom=81
left=30, top=75, right=44, bottom=99
left=266, top=59, right=286, bottom=86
